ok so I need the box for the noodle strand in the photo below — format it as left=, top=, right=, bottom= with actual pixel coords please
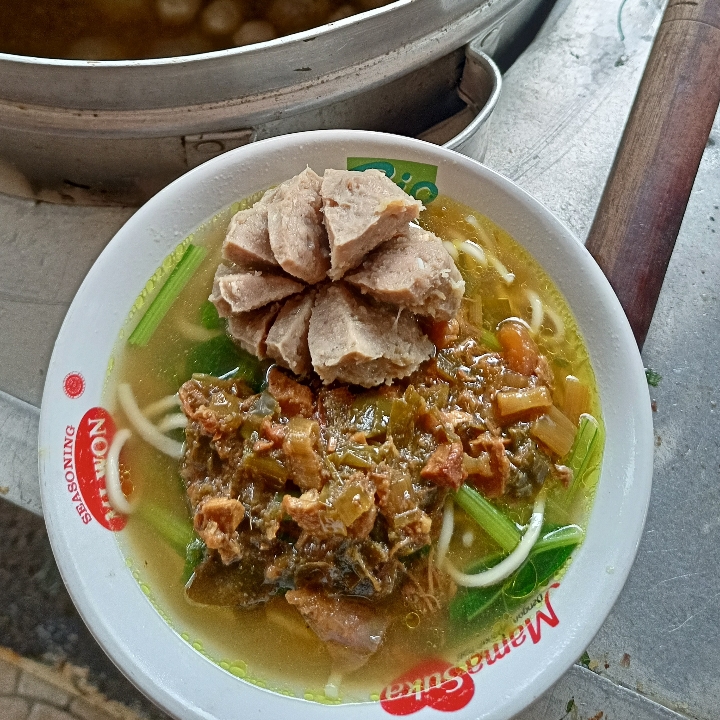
left=142, top=393, right=181, bottom=419
left=441, top=494, right=546, bottom=588
left=118, top=384, right=184, bottom=459
left=155, top=413, right=189, bottom=433
left=105, top=428, right=135, bottom=515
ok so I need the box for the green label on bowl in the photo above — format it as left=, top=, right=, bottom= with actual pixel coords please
left=347, top=157, right=439, bottom=204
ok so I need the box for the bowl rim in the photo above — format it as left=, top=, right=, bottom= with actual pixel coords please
left=38, top=129, right=654, bottom=720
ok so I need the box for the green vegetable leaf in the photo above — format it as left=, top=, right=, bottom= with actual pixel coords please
left=449, top=552, right=505, bottom=623
left=183, top=537, right=207, bottom=583
left=645, top=367, right=662, bottom=387
left=565, top=414, right=601, bottom=487
left=185, top=335, right=264, bottom=390
left=579, top=651, right=591, bottom=669
left=200, top=300, right=224, bottom=330
left=504, top=543, right=575, bottom=599
left=450, top=585, right=503, bottom=625
left=137, top=503, right=194, bottom=558
left=186, top=335, right=242, bottom=377
left=448, top=524, right=583, bottom=627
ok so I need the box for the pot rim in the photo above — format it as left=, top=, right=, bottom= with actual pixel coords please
left=0, top=0, right=532, bottom=110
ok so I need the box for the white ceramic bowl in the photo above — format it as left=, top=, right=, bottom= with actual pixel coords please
left=38, top=130, right=653, bottom=720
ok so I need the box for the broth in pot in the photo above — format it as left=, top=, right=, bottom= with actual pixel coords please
left=0, top=0, right=394, bottom=60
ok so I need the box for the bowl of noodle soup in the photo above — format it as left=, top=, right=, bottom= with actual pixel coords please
left=39, top=130, right=653, bottom=720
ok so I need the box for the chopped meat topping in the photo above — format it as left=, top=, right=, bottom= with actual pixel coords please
left=267, top=367, right=314, bottom=417
left=420, top=441, right=467, bottom=489
left=285, top=589, right=389, bottom=673
left=194, top=497, right=246, bottom=564
left=282, top=491, right=346, bottom=541
left=182, top=193, right=566, bottom=672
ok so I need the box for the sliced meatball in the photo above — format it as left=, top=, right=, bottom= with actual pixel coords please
left=222, top=192, right=278, bottom=269
left=345, top=224, right=465, bottom=321
left=321, top=169, right=422, bottom=280
left=266, top=168, right=330, bottom=284
left=227, top=302, right=281, bottom=358
left=308, top=283, right=433, bottom=387
left=265, top=289, right=315, bottom=375
left=214, top=269, right=304, bottom=313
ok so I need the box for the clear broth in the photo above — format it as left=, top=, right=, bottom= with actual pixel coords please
left=111, top=193, right=603, bottom=703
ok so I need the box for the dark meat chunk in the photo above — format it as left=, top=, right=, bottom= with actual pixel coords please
left=467, top=432, right=511, bottom=497
left=260, top=417, right=287, bottom=447
left=267, top=367, right=315, bottom=417
left=321, top=169, right=422, bottom=280
left=345, top=224, right=464, bottom=320
left=285, top=588, right=389, bottom=672
left=186, top=552, right=275, bottom=609
left=194, top=497, right=246, bottom=564
left=420, top=441, right=467, bottom=489
left=373, top=467, right=433, bottom=554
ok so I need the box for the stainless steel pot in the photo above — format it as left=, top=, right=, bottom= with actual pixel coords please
left=0, top=0, right=545, bottom=204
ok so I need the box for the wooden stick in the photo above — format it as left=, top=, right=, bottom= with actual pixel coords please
left=584, top=0, right=720, bottom=348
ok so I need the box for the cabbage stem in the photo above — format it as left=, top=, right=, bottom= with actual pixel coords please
left=129, top=243, right=207, bottom=347
left=454, top=484, right=521, bottom=552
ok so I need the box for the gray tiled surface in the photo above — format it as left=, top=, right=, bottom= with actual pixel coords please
left=2, top=0, right=719, bottom=718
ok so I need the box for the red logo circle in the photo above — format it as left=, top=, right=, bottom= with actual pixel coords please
left=380, top=658, right=475, bottom=715
left=63, top=373, right=85, bottom=399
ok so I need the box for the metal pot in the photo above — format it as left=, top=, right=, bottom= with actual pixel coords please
left=0, top=0, right=545, bottom=204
